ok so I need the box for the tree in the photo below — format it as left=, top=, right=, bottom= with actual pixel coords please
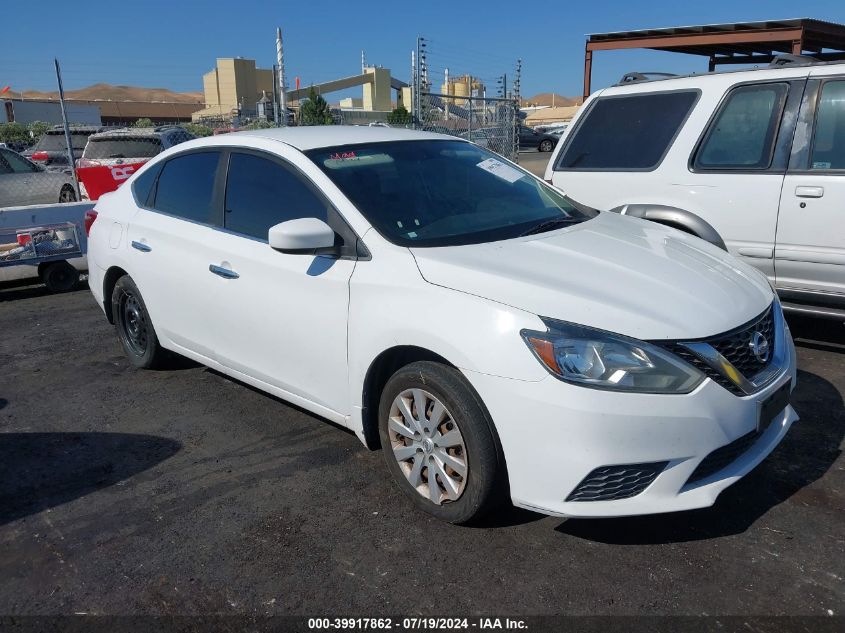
left=134, top=118, right=154, bottom=128
left=179, top=123, right=213, bottom=137
left=0, top=122, right=30, bottom=146
left=243, top=120, right=274, bottom=130
left=299, top=88, right=334, bottom=126
left=27, top=121, right=50, bottom=141
left=387, top=105, right=412, bottom=125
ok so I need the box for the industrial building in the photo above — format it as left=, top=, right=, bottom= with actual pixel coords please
left=192, top=57, right=276, bottom=122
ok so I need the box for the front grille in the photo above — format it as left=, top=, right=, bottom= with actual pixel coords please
left=566, top=462, right=668, bottom=502
left=711, top=307, right=775, bottom=378
left=687, top=431, right=759, bottom=484
left=658, top=305, right=776, bottom=397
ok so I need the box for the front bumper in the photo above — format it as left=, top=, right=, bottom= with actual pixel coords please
left=463, top=328, right=798, bottom=518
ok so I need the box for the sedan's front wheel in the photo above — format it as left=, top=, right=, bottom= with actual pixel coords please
left=378, top=361, right=506, bottom=524
left=539, top=139, right=554, bottom=152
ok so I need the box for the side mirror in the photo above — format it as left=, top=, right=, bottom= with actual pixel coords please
left=268, top=218, right=337, bottom=254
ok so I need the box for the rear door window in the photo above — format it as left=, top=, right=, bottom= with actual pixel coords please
left=2, top=150, right=38, bottom=173
left=151, top=151, right=221, bottom=224
left=694, top=83, right=789, bottom=170
left=223, top=152, right=328, bottom=240
left=810, top=80, right=845, bottom=170
left=556, top=91, right=698, bottom=170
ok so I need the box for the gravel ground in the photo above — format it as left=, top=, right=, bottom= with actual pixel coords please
left=0, top=283, right=843, bottom=617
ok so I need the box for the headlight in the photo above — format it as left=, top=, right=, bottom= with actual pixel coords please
left=522, top=319, right=704, bottom=394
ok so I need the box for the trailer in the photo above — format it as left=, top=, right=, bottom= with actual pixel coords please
left=0, top=201, right=94, bottom=292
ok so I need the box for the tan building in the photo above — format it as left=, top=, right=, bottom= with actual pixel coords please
left=193, top=57, right=274, bottom=122
left=524, top=105, right=581, bottom=127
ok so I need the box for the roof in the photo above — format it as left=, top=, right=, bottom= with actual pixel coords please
left=89, top=126, right=184, bottom=139
left=586, top=18, right=845, bottom=63
left=524, top=106, right=581, bottom=124
left=226, top=125, right=458, bottom=150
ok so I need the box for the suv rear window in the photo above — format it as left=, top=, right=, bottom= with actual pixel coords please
left=694, top=83, right=788, bottom=170
left=555, top=91, right=698, bottom=170
left=83, top=137, right=162, bottom=160
left=35, top=131, right=91, bottom=151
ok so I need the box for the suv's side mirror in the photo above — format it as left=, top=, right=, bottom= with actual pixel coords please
left=269, top=218, right=337, bottom=254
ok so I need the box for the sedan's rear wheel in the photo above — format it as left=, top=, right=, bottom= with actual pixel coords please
left=112, top=275, right=169, bottom=369
left=378, top=361, right=505, bottom=523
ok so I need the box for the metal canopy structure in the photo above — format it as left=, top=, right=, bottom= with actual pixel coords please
left=583, top=18, right=845, bottom=99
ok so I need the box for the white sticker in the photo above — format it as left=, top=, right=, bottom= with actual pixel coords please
left=476, top=158, right=524, bottom=184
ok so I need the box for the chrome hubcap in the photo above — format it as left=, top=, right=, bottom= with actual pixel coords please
left=388, top=388, right=468, bottom=505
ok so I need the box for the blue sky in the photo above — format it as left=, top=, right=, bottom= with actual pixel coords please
left=2, top=0, right=843, bottom=101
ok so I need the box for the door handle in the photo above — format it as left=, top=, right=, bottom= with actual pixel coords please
left=209, top=264, right=239, bottom=279
left=131, top=240, right=151, bottom=252
left=795, top=186, right=824, bottom=198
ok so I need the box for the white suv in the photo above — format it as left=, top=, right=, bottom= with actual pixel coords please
left=88, top=127, right=797, bottom=523
left=546, top=57, right=845, bottom=320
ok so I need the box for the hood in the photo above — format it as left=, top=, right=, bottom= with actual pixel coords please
left=411, top=213, right=773, bottom=341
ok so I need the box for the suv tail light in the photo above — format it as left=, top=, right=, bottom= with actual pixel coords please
left=84, top=210, right=98, bottom=236
left=31, top=151, right=49, bottom=162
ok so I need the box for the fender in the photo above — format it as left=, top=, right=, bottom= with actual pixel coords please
left=610, top=204, right=727, bottom=251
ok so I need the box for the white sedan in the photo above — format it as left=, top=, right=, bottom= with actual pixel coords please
left=87, top=127, right=798, bottom=524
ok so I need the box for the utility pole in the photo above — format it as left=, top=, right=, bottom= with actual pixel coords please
left=54, top=58, right=79, bottom=200
left=361, top=50, right=366, bottom=74
left=276, top=28, right=288, bottom=126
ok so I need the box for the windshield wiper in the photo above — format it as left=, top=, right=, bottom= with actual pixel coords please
left=519, top=217, right=578, bottom=237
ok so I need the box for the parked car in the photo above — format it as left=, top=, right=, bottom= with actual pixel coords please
left=459, top=127, right=512, bottom=152
left=88, top=127, right=797, bottom=524
left=546, top=56, right=845, bottom=320
left=0, top=147, right=77, bottom=208
left=22, top=125, right=104, bottom=170
left=77, top=126, right=194, bottom=200
left=519, top=125, right=558, bottom=152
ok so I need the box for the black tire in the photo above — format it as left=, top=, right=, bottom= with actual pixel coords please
left=539, top=139, right=554, bottom=152
left=41, top=261, right=80, bottom=293
left=378, top=361, right=506, bottom=524
left=59, top=185, right=76, bottom=203
left=111, top=275, right=169, bottom=369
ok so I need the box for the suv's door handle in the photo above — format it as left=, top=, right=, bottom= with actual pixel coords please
left=209, top=264, right=239, bottom=279
left=131, top=240, right=151, bottom=252
left=795, top=186, right=824, bottom=198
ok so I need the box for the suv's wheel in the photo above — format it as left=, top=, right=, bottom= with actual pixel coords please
left=378, top=361, right=505, bottom=524
left=111, top=275, right=169, bottom=369
left=59, top=185, right=76, bottom=203
left=539, top=139, right=554, bottom=152
left=41, top=261, right=80, bottom=293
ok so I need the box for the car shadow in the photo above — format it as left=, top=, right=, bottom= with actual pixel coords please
left=554, top=368, right=843, bottom=544
left=0, top=279, right=90, bottom=302
left=0, top=432, right=181, bottom=526
left=787, top=314, right=845, bottom=354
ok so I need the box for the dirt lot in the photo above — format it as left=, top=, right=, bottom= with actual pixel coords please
left=0, top=282, right=843, bottom=617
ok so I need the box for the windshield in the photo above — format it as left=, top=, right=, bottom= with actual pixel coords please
left=306, top=140, right=596, bottom=247
left=83, top=137, right=162, bottom=159
left=34, top=131, right=91, bottom=151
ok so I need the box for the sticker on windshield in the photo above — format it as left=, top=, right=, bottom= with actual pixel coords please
left=476, top=158, right=524, bottom=184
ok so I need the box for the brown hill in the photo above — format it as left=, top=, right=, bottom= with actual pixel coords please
left=522, top=93, right=581, bottom=107
left=9, top=83, right=203, bottom=103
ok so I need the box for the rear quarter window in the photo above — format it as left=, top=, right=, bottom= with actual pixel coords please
left=555, top=90, right=699, bottom=171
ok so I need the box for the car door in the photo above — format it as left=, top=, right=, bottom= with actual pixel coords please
left=201, top=149, right=357, bottom=416
left=0, top=148, right=40, bottom=206
left=519, top=127, right=538, bottom=149
left=776, top=75, right=845, bottom=301
left=125, top=150, right=225, bottom=362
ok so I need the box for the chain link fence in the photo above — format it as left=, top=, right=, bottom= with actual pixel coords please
left=416, top=92, right=519, bottom=161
